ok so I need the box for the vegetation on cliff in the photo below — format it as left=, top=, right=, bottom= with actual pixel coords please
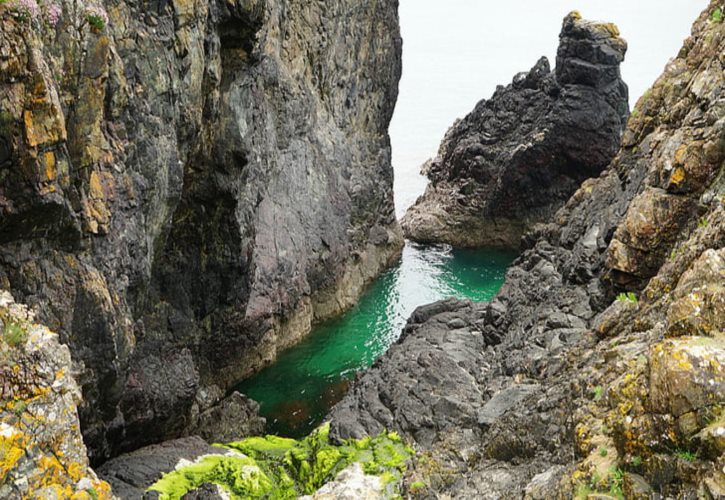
left=148, top=423, right=412, bottom=499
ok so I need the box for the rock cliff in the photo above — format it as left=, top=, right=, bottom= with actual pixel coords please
left=402, top=12, right=629, bottom=248
left=0, top=291, right=114, bottom=499
left=331, top=2, right=724, bottom=497
left=0, top=0, right=402, bottom=462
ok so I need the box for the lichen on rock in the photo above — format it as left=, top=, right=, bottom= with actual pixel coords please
left=331, top=1, right=725, bottom=497
left=0, top=291, right=114, bottom=499
left=0, top=0, right=404, bottom=461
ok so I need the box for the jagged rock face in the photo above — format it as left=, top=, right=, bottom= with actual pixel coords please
left=0, top=0, right=402, bottom=462
left=0, top=292, right=115, bottom=499
left=331, top=2, right=724, bottom=497
left=401, top=12, right=629, bottom=248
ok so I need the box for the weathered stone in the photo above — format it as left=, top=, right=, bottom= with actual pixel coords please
left=622, top=472, right=654, bottom=499
left=702, top=466, right=725, bottom=499
left=523, top=465, right=565, bottom=500
left=606, top=187, right=698, bottom=279
left=666, top=249, right=725, bottom=338
left=331, top=2, right=725, bottom=497
left=0, top=291, right=114, bottom=499
left=477, top=384, right=540, bottom=427
left=649, top=338, right=725, bottom=418
left=97, top=437, right=231, bottom=499
left=401, top=12, right=629, bottom=248
left=300, top=463, right=384, bottom=500
left=188, top=391, right=266, bottom=443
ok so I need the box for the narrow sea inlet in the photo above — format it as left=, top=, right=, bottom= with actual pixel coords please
left=235, top=243, right=516, bottom=437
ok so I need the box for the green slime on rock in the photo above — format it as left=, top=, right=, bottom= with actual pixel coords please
left=235, top=244, right=516, bottom=437
left=148, top=423, right=413, bottom=499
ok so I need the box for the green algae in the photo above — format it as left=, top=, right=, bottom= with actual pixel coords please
left=149, top=455, right=276, bottom=499
left=148, top=423, right=413, bottom=499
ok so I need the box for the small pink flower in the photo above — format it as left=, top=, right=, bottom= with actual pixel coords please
left=45, top=2, right=61, bottom=25
left=12, top=0, right=40, bottom=20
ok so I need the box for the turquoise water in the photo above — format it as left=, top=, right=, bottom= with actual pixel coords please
left=234, top=243, right=516, bottom=437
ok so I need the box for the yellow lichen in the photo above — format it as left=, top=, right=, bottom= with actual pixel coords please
left=669, top=166, right=686, bottom=186
left=0, top=427, right=27, bottom=480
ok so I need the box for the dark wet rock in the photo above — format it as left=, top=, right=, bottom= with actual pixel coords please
left=330, top=299, right=490, bottom=448
left=331, top=3, right=724, bottom=497
left=0, top=0, right=402, bottom=461
left=476, top=384, right=540, bottom=427
left=402, top=12, right=629, bottom=248
left=181, top=484, right=225, bottom=500
left=188, top=391, right=265, bottom=443
left=98, top=437, right=227, bottom=499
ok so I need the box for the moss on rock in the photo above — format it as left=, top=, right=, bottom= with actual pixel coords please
left=148, top=423, right=413, bottom=499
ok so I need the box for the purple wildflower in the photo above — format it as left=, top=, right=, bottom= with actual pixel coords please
left=12, top=0, right=40, bottom=20
left=45, top=1, right=61, bottom=25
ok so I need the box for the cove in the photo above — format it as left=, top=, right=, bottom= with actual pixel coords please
left=234, top=243, right=516, bottom=437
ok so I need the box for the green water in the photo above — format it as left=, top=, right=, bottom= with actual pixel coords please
left=234, top=243, right=516, bottom=437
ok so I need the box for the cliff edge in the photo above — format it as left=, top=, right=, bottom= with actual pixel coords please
left=0, top=291, right=114, bottom=499
left=0, top=0, right=402, bottom=461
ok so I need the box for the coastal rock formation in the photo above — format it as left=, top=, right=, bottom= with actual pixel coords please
left=97, top=436, right=235, bottom=499
left=331, top=2, right=724, bottom=497
left=0, top=291, right=114, bottom=499
left=0, top=0, right=402, bottom=461
left=401, top=12, right=629, bottom=248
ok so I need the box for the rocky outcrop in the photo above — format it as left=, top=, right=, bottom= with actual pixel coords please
left=331, top=2, right=724, bottom=497
left=0, top=291, right=114, bottom=499
left=97, top=436, right=233, bottom=499
left=187, top=391, right=265, bottom=444
left=299, top=463, right=384, bottom=500
left=401, top=12, right=629, bottom=248
left=0, top=0, right=402, bottom=461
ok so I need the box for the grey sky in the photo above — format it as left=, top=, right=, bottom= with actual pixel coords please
left=391, top=0, right=710, bottom=216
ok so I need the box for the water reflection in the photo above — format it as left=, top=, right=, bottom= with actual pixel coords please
left=234, top=243, right=516, bottom=437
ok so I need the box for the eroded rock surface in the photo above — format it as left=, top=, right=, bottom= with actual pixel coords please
left=332, top=3, right=724, bottom=497
left=0, top=0, right=402, bottom=461
left=401, top=12, right=629, bottom=248
left=0, top=291, right=114, bottom=499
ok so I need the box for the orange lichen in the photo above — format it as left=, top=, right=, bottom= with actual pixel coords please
left=669, top=166, right=686, bottom=187
left=43, top=151, right=57, bottom=182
